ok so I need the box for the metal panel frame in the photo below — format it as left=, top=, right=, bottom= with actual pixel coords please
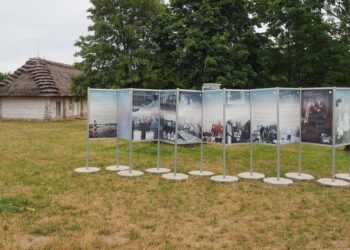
left=159, top=89, right=177, bottom=144
left=251, top=88, right=278, bottom=147
left=131, top=89, right=160, bottom=142
left=177, top=90, right=203, bottom=145
left=334, top=87, right=350, bottom=148
left=88, top=88, right=119, bottom=141
left=278, top=88, right=301, bottom=146
left=300, top=88, right=333, bottom=147
left=202, top=89, right=224, bottom=145
left=225, top=89, right=252, bottom=146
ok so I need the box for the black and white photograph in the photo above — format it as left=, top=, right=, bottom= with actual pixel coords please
left=89, top=89, right=118, bottom=139
left=160, top=91, right=177, bottom=143
left=202, top=91, right=224, bottom=144
left=251, top=89, right=277, bottom=144
left=225, top=90, right=250, bottom=144
left=177, top=91, right=202, bottom=144
left=279, top=89, right=300, bottom=144
left=132, top=90, right=159, bottom=141
left=117, top=89, right=132, bottom=140
left=301, top=89, right=333, bottom=145
left=335, top=89, right=350, bottom=145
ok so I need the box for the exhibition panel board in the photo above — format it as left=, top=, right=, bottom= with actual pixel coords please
left=132, top=89, right=160, bottom=141
left=301, top=88, right=333, bottom=146
left=160, top=90, right=177, bottom=143
left=202, top=90, right=224, bottom=144
left=88, top=88, right=118, bottom=139
left=225, top=90, right=251, bottom=144
left=251, top=88, right=277, bottom=145
left=117, top=89, right=132, bottom=140
left=335, top=88, right=350, bottom=146
left=177, top=90, right=202, bottom=144
left=279, top=88, right=300, bottom=145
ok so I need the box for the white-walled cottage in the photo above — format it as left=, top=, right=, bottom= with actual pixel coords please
left=0, top=58, right=86, bottom=120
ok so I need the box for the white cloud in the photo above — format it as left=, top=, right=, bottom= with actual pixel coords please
left=0, top=0, right=92, bottom=72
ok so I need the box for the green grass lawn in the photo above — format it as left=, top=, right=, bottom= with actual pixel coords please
left=0, top=120, right=349, bottom=249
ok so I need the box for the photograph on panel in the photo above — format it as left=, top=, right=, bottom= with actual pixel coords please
left=301, top=89, right=333, bottom=145
left=251, top=89, right=277, bottom=144
left=202, top=91, right=224, bottom=143
left=279, top=89, right=300, bottom=144
left=89, top=90, right=118, bottom=139
left=132, top=90, right=159, bottom=141
left=117, top=90, right=132, bottom=140
left=225, top=91, right=250, bottom=144
left=335, top=89, right=350, bottom=145
left=177, top=91, right=202, bottom=144
left=160, top=91, right=177, bottom=143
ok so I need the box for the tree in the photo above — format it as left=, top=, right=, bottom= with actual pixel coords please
left=0, top=72, right=10, bottom=82
left=154, top=0, right=265, bottom=89
left=73, top=0, right=163, bottom=96
left=253, top=0, right=350, bottom=87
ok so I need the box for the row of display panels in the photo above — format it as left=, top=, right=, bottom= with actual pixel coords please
left=88, top=88, right=350, bottom=147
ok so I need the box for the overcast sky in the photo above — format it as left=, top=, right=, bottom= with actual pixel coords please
left=0, top=0, right=92, bottom=72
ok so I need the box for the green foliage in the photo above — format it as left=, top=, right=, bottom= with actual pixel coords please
left=0, top=72, right=10, bottom=82
left=73, top=0, right=163, bottom=95
left=74, top=0, right=350, bottom=94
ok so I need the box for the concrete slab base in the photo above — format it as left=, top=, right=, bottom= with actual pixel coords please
left=74, top=167, right=100, bottom=174
left=145, top=167, right=171, bottom=174
left=317, top=178, right=350, bottom=187
left=285, top=172, right=314, bottom=181
left=106, top=165, right=130, bottom=172
left=161, top=173, right=188, bottom=181
left=210, top=175, right=238, bottom=183
left=238, top=172, right=265, bottom=180
left=188, top=170, right=215, bottom=176
left=335, top=173, right=350, bottom=182
left=263, top=177, right=293, bottom=186
left=117, top=170, right=144, bottom=177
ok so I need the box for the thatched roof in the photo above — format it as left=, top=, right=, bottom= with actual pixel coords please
left=0, top=58, right=82, bottom=97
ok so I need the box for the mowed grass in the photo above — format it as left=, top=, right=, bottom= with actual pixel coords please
left=0, top=120, right=350, bottom=249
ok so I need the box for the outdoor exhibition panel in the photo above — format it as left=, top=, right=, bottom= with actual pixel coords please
left=251, top=88, right=277, bottom=145
left=74, top=86, right=350, bottom=187
left=279, top=89, right=300, bottom=145
left=334, top=88, right=350, bottom=182
left=225, top=90, right=251, bottom=145
left=117, top=89, right=132, bottom=140
left=132, top=89, right=160, bottom=141
left=160, top=90, right=177, bottom=144
left=88, top=88, right=118, bottom=139
left=335, top=88, right=350, bottom=146
left=202, top=90, right=224, bottom=144
left=301, top=88, right=333, bottom=146
left=177, top=90, right=202, bottom=144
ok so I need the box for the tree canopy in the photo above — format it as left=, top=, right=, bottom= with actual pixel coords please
left=73, top=0, right=350, bottom=95
left=0, top=72, right=10, bottom=82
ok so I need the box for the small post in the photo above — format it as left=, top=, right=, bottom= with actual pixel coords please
left=129, top=89, right=133, bottom=173
left=222, top=89, right=227, bottom=178
left=200, top=91, right=204, bottom=172
left=298, top=88, right=302, bottom=176
left=157, top=91, right=161, bottom=170
left=174, top=89, right=179, bottom=176
left=116, top=91, right=120, bottom=168
left=86, top=87, right=90, bottom=169
left=249, top=90, right=253, bottom=176
left=331, top=87, right=336, bottom=181
left=276, top=88, right=281, bottom=181
left=348, top=148, right=350, bottom=176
